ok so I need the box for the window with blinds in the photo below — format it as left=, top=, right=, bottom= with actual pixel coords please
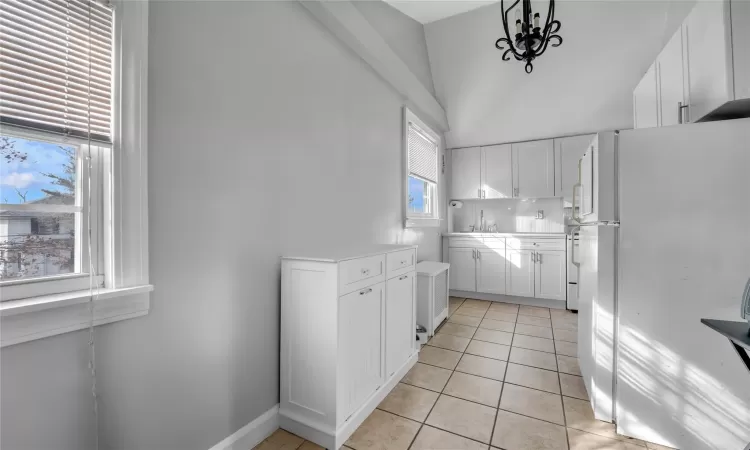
left=0, top=0, right=114, bottom=143
left=405, top=110, right=440, bottom=222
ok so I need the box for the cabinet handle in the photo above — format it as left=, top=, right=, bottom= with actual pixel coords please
left=472, top=249, right=476, bottom=259
left=478, top=188, right=481, bottom=198
left=531, top=251, right=536, bottom=263
left=678, top=102, right=689, bottom=124
left=361, top=268, right=370, bottom=275
left=359, top=288, right=372, bottom=295
left=399, top=275, right=408, bottom=280
left=482, top=189, right=486, bottom=198
left=477, top=250, right=481, bottom=260
left=400, top=260, right=407, bottom=265
left=537, top=253, right=542, bottom=264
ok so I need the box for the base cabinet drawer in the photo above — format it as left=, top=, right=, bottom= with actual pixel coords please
left=339, top=255, right=385, bottom=295
left=386, top=248, right=416, bottom=278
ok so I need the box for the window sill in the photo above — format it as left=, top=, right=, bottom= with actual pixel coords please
left=0, top=285, right=153, bottom=347
left=405, top=218, right=441, bottom=228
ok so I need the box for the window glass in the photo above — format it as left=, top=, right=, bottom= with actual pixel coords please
left=1, top=135, right=79, bottom=280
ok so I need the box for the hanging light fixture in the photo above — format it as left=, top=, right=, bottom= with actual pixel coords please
left=495, top=0, right=563, bottom=74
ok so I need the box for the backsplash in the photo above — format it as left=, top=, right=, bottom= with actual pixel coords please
left=450, top=198, right=565, bottom=233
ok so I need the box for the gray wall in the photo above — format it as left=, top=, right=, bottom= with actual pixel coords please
left=425, top=0, right=695, bottom=148
left=352, top=0, right=436, bottom=96
left=0, top=2, right=443, bottom=450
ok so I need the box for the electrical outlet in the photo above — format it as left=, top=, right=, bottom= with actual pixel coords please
left=537, top=210, right=544, bottom=220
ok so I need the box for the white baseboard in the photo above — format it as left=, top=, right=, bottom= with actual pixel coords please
left=450, top=291, right=567, bottom=309
left=208, top=404, right=279, bottom=450
left=280, top=351, right=419, bottom=449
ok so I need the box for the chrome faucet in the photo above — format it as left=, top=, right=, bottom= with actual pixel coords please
left=480, top=209, right=485, bottom=232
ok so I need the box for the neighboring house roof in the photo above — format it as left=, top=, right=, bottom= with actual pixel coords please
left=0, top=194, right=74, bottom=219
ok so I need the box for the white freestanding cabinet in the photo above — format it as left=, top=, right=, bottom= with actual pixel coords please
left=451, top=147, right=481, bottom=199
left=633, top=62, right=659, bottom=129
left=481, top=144, right=513, bottom=199
left=554, top=134, right=595, bottom=206
left=512, top=140, right=554, bottom=198
left=280, top=244, right=418, bottom=449
left=416, top=261, right=450, bottom=336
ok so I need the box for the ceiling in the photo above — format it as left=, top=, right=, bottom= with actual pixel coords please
left=384, top=1, right=499, bottom=24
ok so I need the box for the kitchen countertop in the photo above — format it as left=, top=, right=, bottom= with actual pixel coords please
left=443, top=232, right=567, bottom=238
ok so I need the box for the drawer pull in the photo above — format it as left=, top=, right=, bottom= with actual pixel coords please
left=398, top=275, right=408, bottom=280
left=359, top=288, right=372, bottom=295
left=361, top=268, right=370, bottom=276
left=400, top=260, right=407, bottom=265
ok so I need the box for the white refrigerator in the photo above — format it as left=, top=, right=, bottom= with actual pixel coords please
left=574, top=119, right=750, bottom=450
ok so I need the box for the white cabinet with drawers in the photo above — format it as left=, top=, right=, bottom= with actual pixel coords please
left=280, top=244, right=418, bottom=450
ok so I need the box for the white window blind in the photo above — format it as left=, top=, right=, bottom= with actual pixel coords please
left=0, top=0, right=114, bottom=142
left=408, top=121, right=438, bottom=183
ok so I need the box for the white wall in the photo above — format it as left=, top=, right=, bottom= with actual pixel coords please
left=425, top=0, right=695, bottom=148
left=0, top=2, right=444, bottom=450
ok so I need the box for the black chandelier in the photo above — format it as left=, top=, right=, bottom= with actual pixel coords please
left=495, top=0, right=563, bottom=74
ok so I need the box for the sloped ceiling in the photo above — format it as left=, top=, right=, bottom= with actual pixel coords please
left=385, top=0, right=499, bottom=24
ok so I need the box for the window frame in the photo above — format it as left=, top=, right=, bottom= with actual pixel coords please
left=404, top=107, right=441, bottom=228
left=0, top=0, right=152, bottom=348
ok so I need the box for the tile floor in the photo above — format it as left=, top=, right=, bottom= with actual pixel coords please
left=254, top=298, right=676, bottom=450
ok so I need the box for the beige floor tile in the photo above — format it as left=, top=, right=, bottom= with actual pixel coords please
left=556, top=355, right=582, bottom=376
left=443, top=371, right=503, bottom=407
left=419, top=346, right=463, bottom=370
left=449, top=314, right=483, bottom=327
left=567, top=428, right=646, bottom=450
left=298, top=441, right=324, bottom=450
left=489, top=302, right=519, bottom=313
left=516, top=315, right=552, bottom=328
left=499, top=384, right=565, bottom=425
left=437, top=322, right=477, bottom=339
left=514, top=323, right=554, bottom=339
left=492, top=409, right=568, bottom=450
left=402, top=363, right=452, bottom=392
left=484, top=311, right=517, bottom=322
left=513, top=334, right=556, bottom=353
left=473, top=328, right=513, bottom=345
left=563, top=396, right=619, bottom=440
left=449, top=306, right=460, bottom=316
left=509, top=347, right=559, bottom=371
left=555, top=340, right=578, bottom=357
left=456, top=354, right=507, bottom=381
left=253, top=429, right=304, bottom=450
left=410, top=425, right=489, bottom=450
left=463, top=299, right=491, bottom=309
left=553, top=328, right=578, bottom=343
left=378, top=383, right=439, bottom=422
left=429, top=333, right=471, bottom=352
left=450, top=296, right=466, bottom=305
left=455, top=306, right=487, bottom=317
left=479, top=318, right=515, bottom=332
left=645, top=441, right=677, bottom=449
left=426, top=395, right=496, bottom=444
left=519, top=305, right=551, bottom=318
left=345, top=409, right=420, bottom=450
left=505, top=363, right=561, bottom=394
left=465, top=340, right=510, bottom=361
left=560, top=373, right=589, bottom=400
left=552, top=320, right=578, bottom=332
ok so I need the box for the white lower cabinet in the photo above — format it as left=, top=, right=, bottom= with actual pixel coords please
left=448, top=237, right=567, bottom=303
left=534, top=250, right=566, bottom=301
left=506, top=249, right=535, bottom=297
left=449, top=247, right=477, bottom=291
left=280, top=245, right=418, bottom=450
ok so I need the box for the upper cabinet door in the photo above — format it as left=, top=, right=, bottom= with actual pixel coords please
left=512, top=139, right=554, bottom=198
left=657, top=28, right=686, bottom=126
left=451, top=147, right=481, bottom=199
left=481, top=144, right=513, bottom=199
left=633, top=62, right=659, bottom=129
left=554, top=135, right=594, bottom=205
left=684, top=0, right=732, bottom=122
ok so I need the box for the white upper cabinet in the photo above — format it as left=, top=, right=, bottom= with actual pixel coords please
left=451, top=147, right=481, bottom=199
left=657, top=28, right=686, bottom=127
left=633, top=62, right=659, bottom=129
left=554, top=134, right=594, bottom=205
left=512, top=139, right=554, bottom=198
left=481, top=144, right=513, bottom=199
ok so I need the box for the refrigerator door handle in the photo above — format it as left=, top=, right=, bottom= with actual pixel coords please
left=571, top=229, right=581, bottom=266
